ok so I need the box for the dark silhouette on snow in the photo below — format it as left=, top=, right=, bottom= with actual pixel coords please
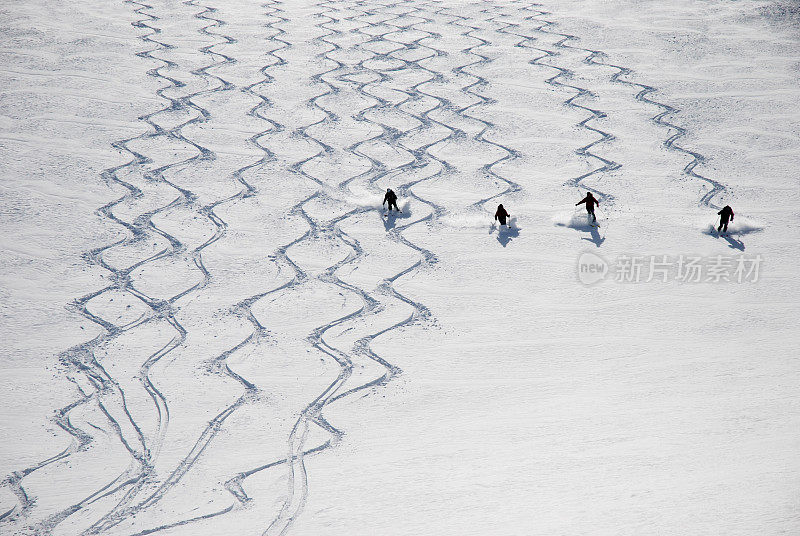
left=494, top=204, right=510, bottom=226
left=723, top=234, right=745, bottom=251
left=383, top=210, right=398, bottom=231
left=383, top=188, right=400, bottom=212
left=496, top=225, right=519, bottom=247
left=576, top=192, right=599, bottom=223
left=717, top=205, right=734, bottom=234
left=582, top=225, right=605, bottom=248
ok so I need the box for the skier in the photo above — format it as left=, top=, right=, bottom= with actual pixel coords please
left=383, top=188, right=400, bottom=212
left=576, top=191, right=599, bottom=224
left=717, top=205, right=734, bottom=235
left=494, top=204, right=510, bottom=227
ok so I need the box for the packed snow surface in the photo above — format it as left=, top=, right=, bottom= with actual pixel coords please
left=1, top=0, right=799, bottom=534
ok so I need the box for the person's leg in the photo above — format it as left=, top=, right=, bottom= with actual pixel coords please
left=722, top=220, right=728, bottom=233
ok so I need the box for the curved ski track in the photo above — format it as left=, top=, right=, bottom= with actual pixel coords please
left=254, top=3, right=729, bottom=533
left=234, top=1, right=448, bottom=533
left=257, top=3, right=548, bottom=531
left=2, top=1, right=732, bottom=535
left=1, top=0, right=189, bottom=528
left=110, top=0, right=450, bottom=533
left=2, top=1, right=558, bottom=533
left=439, top=3, right=523, bottom=211
left=83, top=1, right=307, bottom=535
left=2, top=0, right=276, bottom=532
left=514, top=2, right=727, bottom=208
left=580, top=49, right=728, bottom=208
left=80, top=0, right=275, bottom=532
left=515, top=7, right=620, bottom=204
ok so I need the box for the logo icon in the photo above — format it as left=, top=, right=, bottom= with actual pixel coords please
left=577, top=251, right=608, bottom=285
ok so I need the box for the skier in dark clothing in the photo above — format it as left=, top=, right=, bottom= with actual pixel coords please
left=383, top=188, right=400, bottom=212
left=576, top=192, right=599, bottom=223
left=494, top=204, right=510, bottom=227
left=717, top=205, right=734, bottom=234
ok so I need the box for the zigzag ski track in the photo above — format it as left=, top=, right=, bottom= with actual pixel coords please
left=5, top=0, right=795, bottom=535
left=512, top=4, right=727, bottom=209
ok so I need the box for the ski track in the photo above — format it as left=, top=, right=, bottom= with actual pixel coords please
left=91, top=0, right=446, bottom=533
left=84, top=1, right=297, bottom=530
left=252, top=5, right=733, bottom=528
left=250, top=1, right=446, bottom=533
left=441, top=3, right=522, bottom=211
left=513, top=2, right=727, bottom=208
left=580, top=46, right=728, bottom=208
left=2, top=0, right=265, bottom=532
left=514, top=6, right=620, bottom=205
left=1, top=0, right=184, bottom=528
left=80, top=0, right=261, bottom=532
left=257, top=3, right=540, bottom=531
left=1, top=1, right=732, bottom=534
left=1, top=0, right=527, bottom=533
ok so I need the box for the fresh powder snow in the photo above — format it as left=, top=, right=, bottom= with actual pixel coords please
left=1, top=0, right=799, bottom=535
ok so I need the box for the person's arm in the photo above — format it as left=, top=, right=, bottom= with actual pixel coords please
left=576, top=197, right=586, bottom=206
left=731, top=210, right=734, bottom=221
left=383, top=193, right=388, bottom=205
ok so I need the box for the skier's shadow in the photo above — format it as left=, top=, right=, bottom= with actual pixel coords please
left=723, top=235, right=745, bottom=251
left=491, top=223, right=519, bottom=247
left=705, top=229, right=746, bottom=251
left=555, top=214, right=605, bottom=247
left=581, top=226, right=605, bottom=247
left=382, top=210, right=402, bottom=231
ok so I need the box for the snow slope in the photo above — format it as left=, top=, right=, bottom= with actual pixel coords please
left=1, top=0, right=798, bottom=534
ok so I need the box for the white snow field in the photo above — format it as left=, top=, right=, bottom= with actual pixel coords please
left=1, top=0, right=799, bottom=534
